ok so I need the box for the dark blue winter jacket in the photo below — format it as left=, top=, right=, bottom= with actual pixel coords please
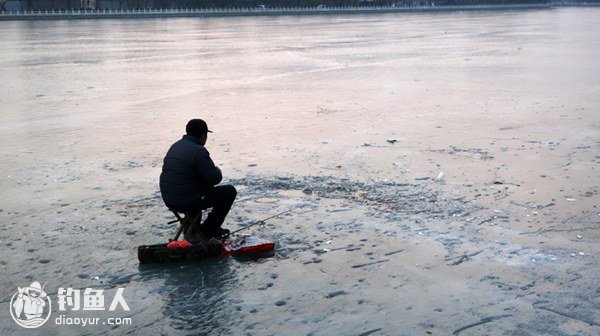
left=159, top=135, right=222, bottom=210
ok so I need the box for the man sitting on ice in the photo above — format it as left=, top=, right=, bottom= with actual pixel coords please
left=159, top=119, right=237, bottom=241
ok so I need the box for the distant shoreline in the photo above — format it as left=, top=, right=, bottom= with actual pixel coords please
left=2, top=4, right=598, bottom=21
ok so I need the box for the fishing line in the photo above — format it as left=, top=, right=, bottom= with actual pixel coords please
left=229, top=208, right=295, bottom=235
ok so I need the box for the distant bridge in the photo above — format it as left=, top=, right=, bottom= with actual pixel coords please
left=0, top=4, right=564, bottom=20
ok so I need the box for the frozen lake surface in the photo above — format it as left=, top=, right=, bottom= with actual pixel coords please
left=1, top=7, right=599, bottom=335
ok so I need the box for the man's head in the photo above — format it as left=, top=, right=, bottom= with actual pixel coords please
left=186, top=119, right=212, bottom=145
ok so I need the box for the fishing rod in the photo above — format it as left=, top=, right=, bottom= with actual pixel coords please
left=229, top=208, right=294, bottom=235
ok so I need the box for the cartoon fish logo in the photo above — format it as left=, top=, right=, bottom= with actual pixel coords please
left=10, top=281, right=52, bottom=328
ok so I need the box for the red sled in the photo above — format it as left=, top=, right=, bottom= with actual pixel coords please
left=138, top=235, right=275, bottom=264
left=138, top=210, right=277, bottom=264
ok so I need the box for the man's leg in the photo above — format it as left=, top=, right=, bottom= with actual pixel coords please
left=201, top=185, right=237, bottom=236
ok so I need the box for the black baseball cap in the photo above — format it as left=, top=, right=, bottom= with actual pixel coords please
left=186, top=119, right=213, bottom=136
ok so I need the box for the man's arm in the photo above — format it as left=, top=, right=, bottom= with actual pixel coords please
left=194, top=148, right=223, bottom=187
